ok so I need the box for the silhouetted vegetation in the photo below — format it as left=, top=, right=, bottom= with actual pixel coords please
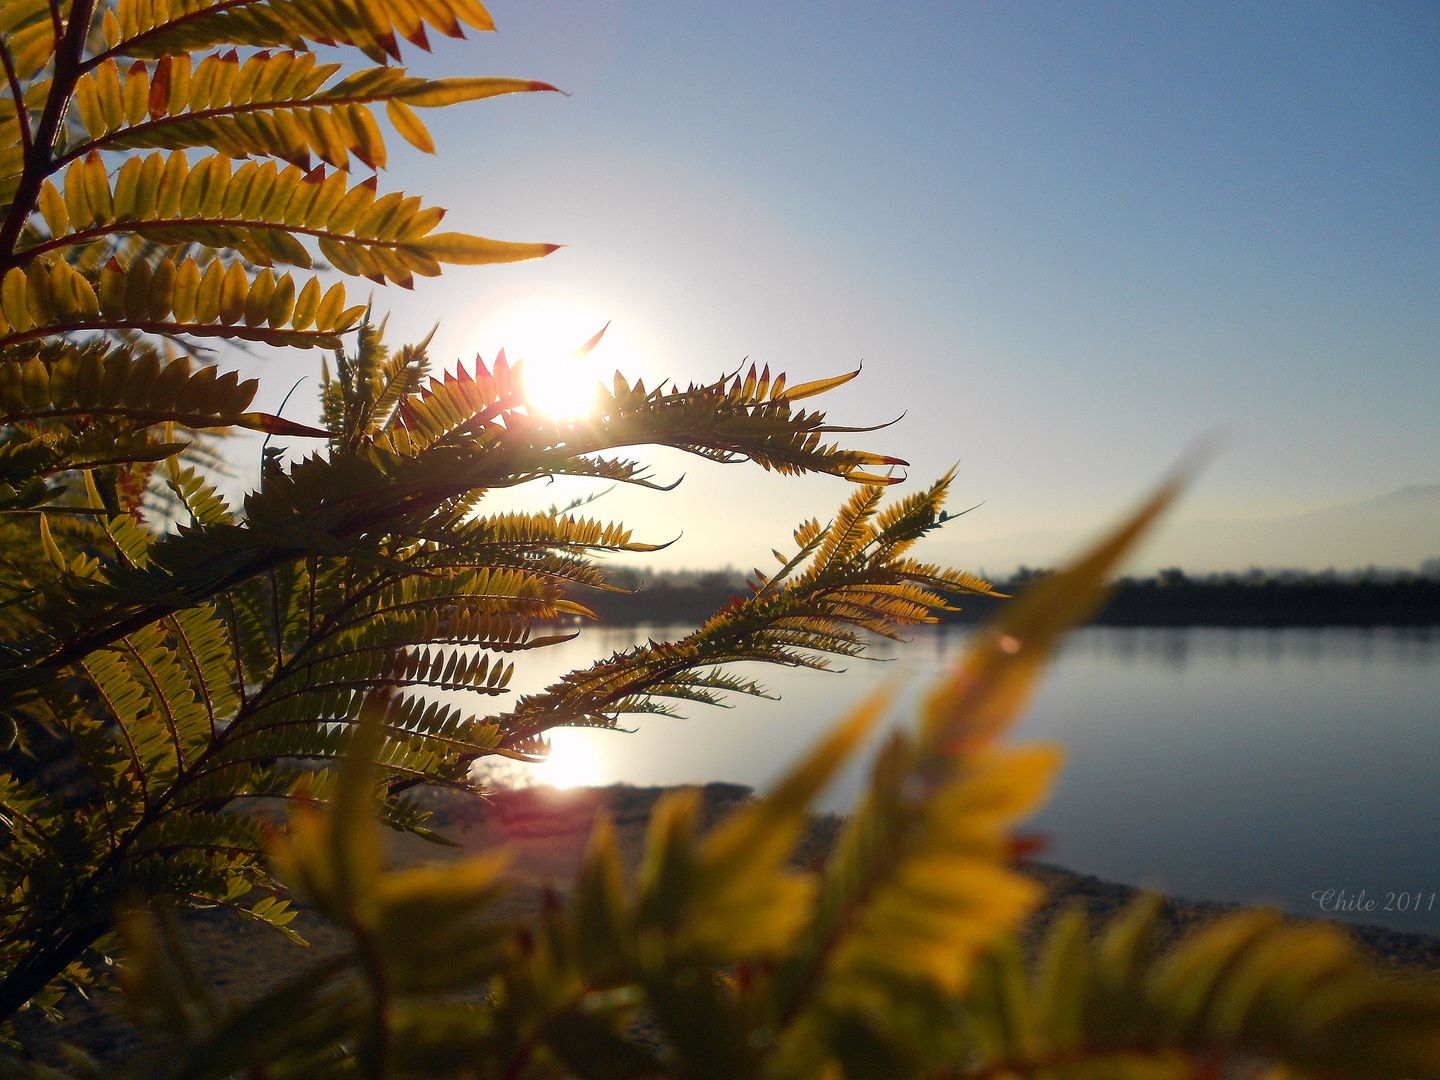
left=571, top=566, right=1440, bottom=628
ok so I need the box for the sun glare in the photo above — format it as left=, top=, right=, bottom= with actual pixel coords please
left=458, top=296, right=645, bottom=420
left=530, top=728, right=601, bottom=790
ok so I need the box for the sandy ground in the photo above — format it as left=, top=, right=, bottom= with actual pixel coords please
left=13, top=782, right=1440, bottom=1066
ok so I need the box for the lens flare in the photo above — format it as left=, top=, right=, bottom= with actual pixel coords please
left=455, top=297, right=644, bottom=420
left=530, top=729, right=601, bottom=790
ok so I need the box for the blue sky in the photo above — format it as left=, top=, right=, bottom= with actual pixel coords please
left=246, top=2, right=1439, bottom=573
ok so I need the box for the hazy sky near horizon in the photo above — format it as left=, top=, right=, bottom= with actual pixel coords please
left=243, top=2, right=1439, bottom=573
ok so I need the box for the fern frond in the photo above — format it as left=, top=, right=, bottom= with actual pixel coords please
left=0, top=344, right=325, bottom=509
left=321, top=316, right=432, bottom=450
left=16, top=154, right=552, bottom=289
left=761, top=475, right=1187, bottom=1079
left=481, top=478, right=990, bottom=762
left=0, top=254, right=360, bottom=350
left=161, top=459, right=235, bottom=528
left=101, top=0, right=498, bottom=67
left=0, top=357, right=924, bottom=703
left=0, top=345, right=259, bottom=427
left=64, top=54, right=556, bottom=168
left=953, top=897, right=1440, bottom=1080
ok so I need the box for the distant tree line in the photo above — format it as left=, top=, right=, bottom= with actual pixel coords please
left=570, top=565, right=1440, bottom=628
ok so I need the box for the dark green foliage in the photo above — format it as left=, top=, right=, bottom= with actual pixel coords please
left=0, top=322, right=989, bottom=1026
left=14, top=489, right=1437, bottom=1079
left=2, top=3, right=1435, bottom=1075
left=0, top=0, right=1000, bottom=1033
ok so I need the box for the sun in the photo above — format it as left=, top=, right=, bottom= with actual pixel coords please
left=530, top=728, right=601, bottom=790
left=456, top=296, right=646, bottom=420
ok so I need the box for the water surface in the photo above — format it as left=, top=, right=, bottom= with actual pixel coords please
left=486, top=625, right=1440, bottom=932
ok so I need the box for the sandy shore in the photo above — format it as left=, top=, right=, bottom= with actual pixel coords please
left=14, top=782, right=1440, bottom=1064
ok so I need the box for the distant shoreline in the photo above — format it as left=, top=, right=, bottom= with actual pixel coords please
left=564, top=577, right=1440, bottom=630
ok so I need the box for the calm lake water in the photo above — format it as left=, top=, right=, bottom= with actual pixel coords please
left=483, top=625, right=1440, bottom=933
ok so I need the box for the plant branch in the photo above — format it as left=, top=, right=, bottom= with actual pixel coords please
left=0, top=318, right=344, bottom=349
left=0, top=44, right=31, bottom=159
left=0, top=0, right=97, bottom=268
